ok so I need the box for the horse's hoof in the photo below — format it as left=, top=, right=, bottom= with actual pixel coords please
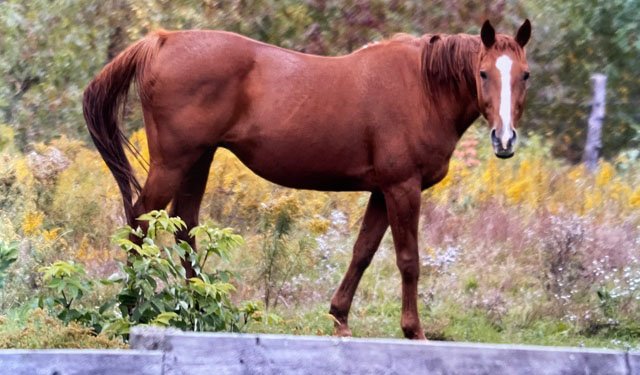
left=404, top=328, right=427, bottom=340
left=414, top=331, right=427, bottom=340
left=334, top=325, right=352, bottom=337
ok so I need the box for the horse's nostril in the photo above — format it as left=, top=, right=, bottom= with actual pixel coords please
left=508, top=131, right=518, bottom=148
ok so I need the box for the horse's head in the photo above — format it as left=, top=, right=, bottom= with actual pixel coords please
left=476, top=20, right=531, bottom=159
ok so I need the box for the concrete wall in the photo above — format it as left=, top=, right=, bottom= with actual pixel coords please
left=1, top=328, right=639, bottom=374
left=0, top=349, right=162, bottom=375
left=130, top=327, right=639, bottom=375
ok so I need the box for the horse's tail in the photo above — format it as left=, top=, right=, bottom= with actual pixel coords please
left=83, top=32, right=165, bottom=223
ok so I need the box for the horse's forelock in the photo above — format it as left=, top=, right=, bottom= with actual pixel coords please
left=491, top=35, right=527, bottom=59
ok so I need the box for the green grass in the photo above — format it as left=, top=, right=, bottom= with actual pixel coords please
left=245, top=299, right=640, bottom=350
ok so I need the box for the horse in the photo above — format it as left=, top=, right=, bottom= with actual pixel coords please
left=83, top=19, right=531, bottom=339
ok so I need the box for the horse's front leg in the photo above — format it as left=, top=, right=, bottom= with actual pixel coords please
left=330, top=191, right=389, bottom=336
left=383, top=178, right=426, bottom=340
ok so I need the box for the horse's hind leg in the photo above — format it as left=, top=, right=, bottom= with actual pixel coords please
left=130, top=148, right=207, bottom=236
left=132, top=165, right=185, bottom=223
left=329, top=191, right=388, bottom=337
left=169, top=148, right=216, bottom=278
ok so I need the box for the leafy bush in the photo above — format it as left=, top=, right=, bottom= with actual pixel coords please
left=0, top=241, right=18, bottom=289
left=38, top=261, right=99, bottom=327
left=0, top=241, right=18, bottom=309
left=37, top=210, right=258, bottom=339
left=113, top=210, right=255, bottom=333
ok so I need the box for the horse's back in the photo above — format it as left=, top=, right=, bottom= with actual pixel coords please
left=140, top=29, right=428, bottom=191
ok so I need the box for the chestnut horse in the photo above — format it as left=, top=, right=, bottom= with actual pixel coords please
left=84, top=20, right=531, bottom=339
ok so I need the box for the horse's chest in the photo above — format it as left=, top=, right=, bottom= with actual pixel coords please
left=421, top=163, right=449, bottom=189
left=417, top=147, right=454, bottom=189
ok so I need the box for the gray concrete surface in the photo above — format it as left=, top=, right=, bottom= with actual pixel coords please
left=130, top=327, right=636, bottom=375
left=0, top=328, right=637, bottom=374
left=0, top=349, right=162, bottom=375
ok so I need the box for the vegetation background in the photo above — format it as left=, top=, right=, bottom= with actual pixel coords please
left=0, top=0, right=639, bottom=348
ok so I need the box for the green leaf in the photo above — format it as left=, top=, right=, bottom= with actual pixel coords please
left=139, top=242, right=160, bottom=257
left=98, top=300, right=118, bottom=315
left=102, top=318, right=131, bottom=337
left=39, top=261, right=85, bottom=281
left=151, top=312, right=179, bottom=327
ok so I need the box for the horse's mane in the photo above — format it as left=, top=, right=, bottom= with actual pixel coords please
left=420, top=34, right=480, bottom=96
left=356, top=33, right=421, bottom=51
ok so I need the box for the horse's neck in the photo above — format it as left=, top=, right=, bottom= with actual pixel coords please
left=425, top=80, right=480, bottom=141
left=451, top=91, right=481, bottom=137
left=422, top=34, right=481, bottom=138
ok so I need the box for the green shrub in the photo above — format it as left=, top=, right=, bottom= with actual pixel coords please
left=37, top=210, right=258, bottom=339
left=113, top=210, right=255, bottom=333
left=0, top=240, right=18, bottom=309
left=0, top=241, right=18, bottom=289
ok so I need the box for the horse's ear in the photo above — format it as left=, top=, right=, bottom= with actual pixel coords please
left=515, top=19, right=531, bottom=47
left=481, top=20, right=496, bottom=49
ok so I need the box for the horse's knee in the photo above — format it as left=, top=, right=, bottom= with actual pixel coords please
left=396, top=253, right=420, bottom=281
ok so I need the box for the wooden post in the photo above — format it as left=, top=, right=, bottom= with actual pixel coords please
left=583, top=73, right=607, bottom=172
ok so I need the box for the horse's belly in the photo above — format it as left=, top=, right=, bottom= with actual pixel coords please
left=222, top=145, right=374, bottom=192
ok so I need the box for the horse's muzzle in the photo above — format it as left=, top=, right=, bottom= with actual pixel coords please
left=491, top=128, right=517, bottom=159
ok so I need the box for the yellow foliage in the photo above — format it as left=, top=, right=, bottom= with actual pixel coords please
left=49, top=135, right=85, bottom=160
left=307, top=217, right=330, bottom=235
left=567, top=164, right=586, bottom=181
left=262, top=194, right=302, bottom=222
left=429, top=162, right=454, bottom=201
left=595, top=162, right=615, bottom=187
left=0, top=124, right=15, bottom=152
left=128, top=128, right=151, bottom=179
left=51, top=147, right=122, bottom=249
left=630, top=189, right=640, bottom=208
left=584, top=190, right=602, bottom=212
left=42, top=228, right=62, bottom=243
left=423, top=134, right=637, bottom=220
left=75, top=236, right=91, bottom=262
left=506, top=180, right=527, bottom=204
left=22, top=211, right=44, bottom=236
left=14, top=158, right=34, bottom=187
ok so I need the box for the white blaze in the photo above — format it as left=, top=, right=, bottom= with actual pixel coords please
left=496, top=55, right=513, bottom=149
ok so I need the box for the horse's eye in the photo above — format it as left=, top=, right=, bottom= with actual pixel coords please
left=480, top=71, right=488, bottom=80
left=523, top=71, right=530, bottom=81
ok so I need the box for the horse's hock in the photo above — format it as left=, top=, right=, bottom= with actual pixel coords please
left=3, top=327, right=639, bottom=374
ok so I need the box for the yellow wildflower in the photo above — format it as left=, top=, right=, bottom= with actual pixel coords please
left=595, top=162, right=615, bottom=187
left=22, top=211, right=44, bottom=236
left=630, top=189, right=640, bottom=209
left=307, top=218, right=330, bottom=235
left=42, top=228, right=61, bottom=243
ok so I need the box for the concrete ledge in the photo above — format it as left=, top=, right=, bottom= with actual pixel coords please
left=0, top=349, right=163, bottom=375
left=0, top=329, right=636, bottom=374
left=129, top=327, right=634, bottom=375
left=629, top=352, right=640, bottom=375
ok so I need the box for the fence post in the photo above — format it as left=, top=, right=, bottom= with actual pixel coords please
left=583, top=73, right=607, bottom=172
